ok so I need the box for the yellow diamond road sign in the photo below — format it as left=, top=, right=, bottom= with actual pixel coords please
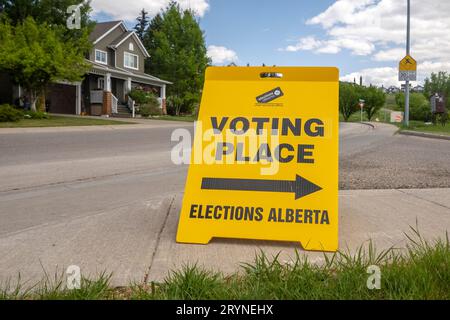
left=176, top=67, right=339, bottom=252
left=399, top=54, right=417, bottom=81
left=399, top=54, right=417, bottom=71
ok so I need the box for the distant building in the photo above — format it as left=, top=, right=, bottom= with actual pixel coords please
left=400, top=83, right=412, bottom=91
left=386, top=86, right=400, bottom=94
left=412, top=85, right=424, bottom=93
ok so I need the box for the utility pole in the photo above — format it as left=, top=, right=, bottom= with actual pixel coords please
left=404, top=0, right=411, bottom=127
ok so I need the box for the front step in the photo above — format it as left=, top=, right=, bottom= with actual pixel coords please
left=111, top=104, right=132, bottom=118
left=117, top=105, right=130, bottom=113
left=114, top=104, right=132, bottom=117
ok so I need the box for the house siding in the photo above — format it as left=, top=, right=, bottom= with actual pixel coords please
left=89, top=25, right=125, bottom=67
left=116, top=36, right=146, bottom=73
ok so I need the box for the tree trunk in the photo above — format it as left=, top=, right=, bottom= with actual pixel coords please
left=37, top=91, right=46, bottom=112
left=29, top=90, right=37, bottom=112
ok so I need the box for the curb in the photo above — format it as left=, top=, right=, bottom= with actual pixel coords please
left=360, top=122, right=375, bottom=129
left=399, top=130, right=450, bottom=141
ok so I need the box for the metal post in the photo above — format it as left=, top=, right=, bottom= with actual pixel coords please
left=404, top=0, right=410, bottom=126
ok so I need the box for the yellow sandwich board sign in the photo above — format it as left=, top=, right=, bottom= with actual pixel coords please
left=399, top=54, right=417, bottom=81
left=176, top=67, right=339, bottom=251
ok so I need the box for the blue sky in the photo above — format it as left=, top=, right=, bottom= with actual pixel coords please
left=92, top=0, right=450, bottom=87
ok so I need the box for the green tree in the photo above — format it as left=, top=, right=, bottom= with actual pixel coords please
left=360, top=86, right=386, bottom=121
left=143, top=1, right=210, bottom=115
left=339, top=82, right=359, bottom=121
left=0, top=18, right=90, bottom=111
left=0, top=0, right=95, bottom=46
left=424, top=71, right=450, bottom=109
left=0, top=0, right=92, bottom=26
left=134, top=8, right=149, bottom=41
left=395, top=92, right=431, bottom=121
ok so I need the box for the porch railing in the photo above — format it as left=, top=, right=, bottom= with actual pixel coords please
left=90, top=90, right=103, bottom=104
left=128, top=98, right=135, bottom=118
left=111, top=94, right=118, bottom=114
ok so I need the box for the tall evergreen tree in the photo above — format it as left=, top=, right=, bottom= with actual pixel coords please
left=143, top=2, right=210, bottom=115
left=134, top=8, right=149, bottom=41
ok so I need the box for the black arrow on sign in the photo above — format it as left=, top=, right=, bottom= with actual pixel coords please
left=201, top=175, right=322, bottom=200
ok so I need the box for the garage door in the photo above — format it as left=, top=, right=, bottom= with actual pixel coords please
left=47, top=84, right=76, bottom=114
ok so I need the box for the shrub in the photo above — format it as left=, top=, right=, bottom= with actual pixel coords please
left=139, top=104, right=162, bottom=118
left=128, top=89, right=151, bottom=105
left=0, top=104, right=23, bottom=122
left=436, top=112, right=448, bottom=126
left=138, top=94, right=160, bottom=118
left=24, top=111, right=50, bottom=119
left=395, top=92, right=432, bottom=121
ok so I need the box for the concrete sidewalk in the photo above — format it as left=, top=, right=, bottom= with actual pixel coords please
left=0, top=117, right=192, bottom=134
left=147, top=188, right=450, bottom=282
left=1, top=188, right=449, bottom=287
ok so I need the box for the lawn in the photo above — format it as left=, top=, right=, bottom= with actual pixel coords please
left=2, top=229, right=449, bottom=300
left=339, top=108, right=391, bottom=123
left=399, top=121, right=450, bottom=136
left=149, top=115, right=197, bottom=122
left=0, top=116, right=132, bottom=128
left=385, top=93, right=397, bottom=110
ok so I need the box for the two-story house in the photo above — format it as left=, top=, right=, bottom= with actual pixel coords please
left=81, top=21, right=171, bottom=116
left=0, top=21, right=171, bottom=117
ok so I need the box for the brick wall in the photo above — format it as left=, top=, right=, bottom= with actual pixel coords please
left=102, top=91, right=112, bottom=115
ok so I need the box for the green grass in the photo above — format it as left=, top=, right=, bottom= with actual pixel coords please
left=0, top=116, right=132, bottom=128
left=399, top=120, right=450, bottom=136
left=148, top=115, right=197, bottom=122
left=2, top=229, right=449, bottom=300
left=339, top=108, right=391, bottom=123
left=385, top=93, right=397, bottom=110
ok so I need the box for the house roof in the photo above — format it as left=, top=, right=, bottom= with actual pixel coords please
left=109, top=31, right=134, bottom=47
left=89, top=21, right=123, bottom=42
left=108, top=31, right=150, bottom=58
left=90, top=21, right=150, bottom=58
left=88, top=60, right=172, bottom=86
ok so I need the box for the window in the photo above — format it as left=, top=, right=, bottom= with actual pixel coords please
left=98, top=78, right=105, bottom=90
left=124, top=52, right=138, bottom=70
left=95, top=49, right=107, bottom=65
left=129, top=42, right=134, bottom=51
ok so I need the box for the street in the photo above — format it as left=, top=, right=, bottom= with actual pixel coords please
left=0, top=121, right=449, bottom=286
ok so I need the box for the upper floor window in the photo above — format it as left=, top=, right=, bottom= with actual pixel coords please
left=129, top=43, right=134, bottom=51
left=124, top=52, right=138, bottom=70
left=95, top=49, right=107, bottom=65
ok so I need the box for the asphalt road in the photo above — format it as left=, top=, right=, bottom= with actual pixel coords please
left=339, top=123, right=450, bottom=189
left=0, top=121, right=449, bottom=285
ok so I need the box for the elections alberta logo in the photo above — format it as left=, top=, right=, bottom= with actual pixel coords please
left=256, top=87, right=284, bottom=104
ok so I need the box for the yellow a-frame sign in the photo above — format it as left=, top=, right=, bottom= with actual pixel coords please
left=177, top=67, right=339, bottom=252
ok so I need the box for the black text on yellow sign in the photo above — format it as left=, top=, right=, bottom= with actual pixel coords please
left=177, top=67, right=339, bottom=251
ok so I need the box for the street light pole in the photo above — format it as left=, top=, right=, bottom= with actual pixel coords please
left=404, top=0, right=411, bottom=127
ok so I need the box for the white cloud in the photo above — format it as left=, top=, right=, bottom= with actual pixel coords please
left=284, top=0, right=450, bottom=85
left=341, top=61, right=450, bottom=87
left=373, top=48, right=404, bottom=62
left=282, top=36, right=374, bottom=56
left=207, top=45, right=238, bottom=65
left=340, top=67, right=401, bottom=87
left=91, top=0, right=209, bottom=21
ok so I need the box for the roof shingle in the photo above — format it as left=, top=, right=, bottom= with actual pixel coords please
left=89, top=21, right=122, bottom=42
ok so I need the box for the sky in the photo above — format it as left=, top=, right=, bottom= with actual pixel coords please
left=91, top=0, right=450, bottom=87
